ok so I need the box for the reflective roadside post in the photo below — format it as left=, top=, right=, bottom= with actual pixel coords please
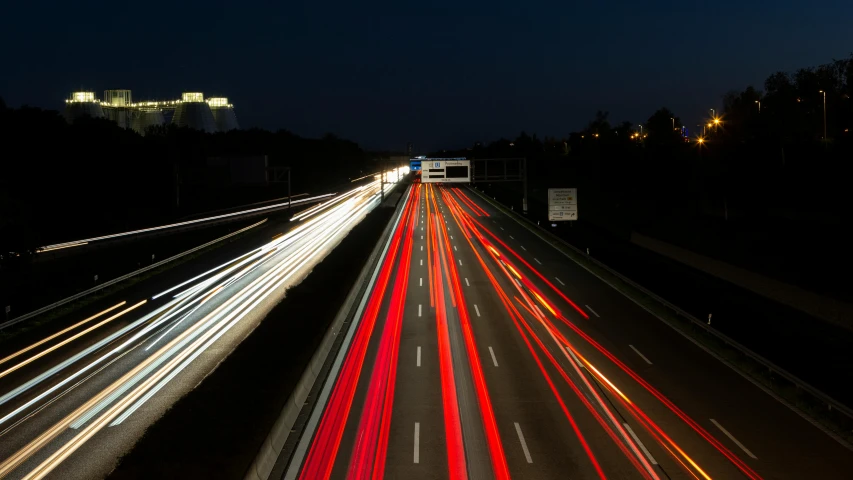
left=708, top=313, right=712, bottom=325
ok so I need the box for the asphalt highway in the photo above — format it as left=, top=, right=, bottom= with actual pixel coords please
left=0, top=169, right=408, bottom=480
left=287, top=181, right=853, bottom=480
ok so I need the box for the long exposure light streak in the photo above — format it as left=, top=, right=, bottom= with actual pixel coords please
left=444, top=186, right=765, bottom=480
left=0, top=170, right=408, bottom=479
left=37, top=193, right=336, bottom=252
left=0, top=301, right=147, bottom=381
left=433, top=185, right=510, bottom=480
left=298, top=188, right=413, bottom=480
left=0, top=302, right=126, bottom=368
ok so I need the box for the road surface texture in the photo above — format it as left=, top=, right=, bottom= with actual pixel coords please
left=285, top=182, right=853, bottom=480
left=0, top=170, right=407, bottom=480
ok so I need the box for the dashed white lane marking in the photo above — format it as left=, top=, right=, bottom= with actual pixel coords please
left=419, top=277, right=423, bottom=287
left=710, top=419, right=758, bottom=459
left=414, top=423, right=420, bottom=463
left=421, top=236, right=423, bottom=240
left=585, top=305, right=600, bottom=317
left=500, top=227, right=504, bottom=231
left=565, top=346, right=585, bottom=368
left=534, top=258, right=542, bottom=265
left=454, top=246, right=457, bottom=251
left=418, top=304, right=422, bottom=317
left=520, top=246, right=526, bottom=251
left=465, top=278, right=470, bottom=286
left=420, top=245, right=423, bottom=251
left=458, top=259, right=462, bottom=266
left=421, top=227, right=423, bottom=231
left=629, top=345, right=653, bottom=365
left=510, top=235, right=515, bottom=239
left=623, top=423, right=658, bottom=465
left=420, top=259, right=423, bottom=266
left=474, top=304, right=481, bottom=317
left=417, top=346, right=421, bottom=367
left=488, top=346, right=499, bottom=367
left=450, top=235, right=453, bottom=239
left=514, top=423, right=533, bottom=463
left=555, top=277, right=565, bottom=286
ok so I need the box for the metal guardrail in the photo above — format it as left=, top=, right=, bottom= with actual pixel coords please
left=0, top=219, right=267, bottom=331
left=467, top=186, right=853, bottom=425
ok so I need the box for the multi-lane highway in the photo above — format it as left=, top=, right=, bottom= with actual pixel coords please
left=0, top=169, right=407, bottom=480
left=285, top=182, right=853, bottom=479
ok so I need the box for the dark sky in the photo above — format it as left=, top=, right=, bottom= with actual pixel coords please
left=2, top=1, right=851, bottom=150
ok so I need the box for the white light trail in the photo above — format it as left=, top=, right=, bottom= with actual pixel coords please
left=37, top=194, right=336, bottom=252
left=0, top=167, right=409, bottom=479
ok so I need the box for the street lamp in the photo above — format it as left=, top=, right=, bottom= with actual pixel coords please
left=819, top=90, right=827, bottom=140
left=755, top=100, right=760, bottom=113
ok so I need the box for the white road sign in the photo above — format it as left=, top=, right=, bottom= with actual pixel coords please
left=548, top=188, right=578, bottom=221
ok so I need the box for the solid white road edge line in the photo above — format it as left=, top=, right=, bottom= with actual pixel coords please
left=585, top=305, right=600, bottom=317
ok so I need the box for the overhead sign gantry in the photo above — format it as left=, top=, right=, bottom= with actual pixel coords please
left=417, top=158, right=471, bottom=183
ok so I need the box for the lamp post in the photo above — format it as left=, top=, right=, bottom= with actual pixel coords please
left=819, top=90, right=827, bottom=140
left=671, top=117, right=674, bottom=130
left=755, top=100, right=760, bottom=113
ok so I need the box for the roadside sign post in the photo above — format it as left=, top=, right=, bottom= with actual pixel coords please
left=548, top=188, right=578, bottom=222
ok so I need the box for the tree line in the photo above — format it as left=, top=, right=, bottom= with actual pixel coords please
left=434, top=54, right=852, bottom=239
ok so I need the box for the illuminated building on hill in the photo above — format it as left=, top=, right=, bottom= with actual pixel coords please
left=64, top=90, right=239, bottom=135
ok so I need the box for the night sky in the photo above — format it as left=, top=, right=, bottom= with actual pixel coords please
left=2, top=1, right=851, bottom=150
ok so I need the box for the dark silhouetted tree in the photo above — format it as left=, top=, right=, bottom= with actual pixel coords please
left=645, top=108, right=681, bottom=145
